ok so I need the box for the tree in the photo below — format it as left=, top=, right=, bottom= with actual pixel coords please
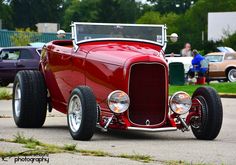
left=147, top=0, right=198, bottom=14
left=10, top=28, right=40, bottom=46
left=0, top=0, right=13, bottom=29
left=223, top=32, right=236, bottom=51
left=97, top=0, right=141, bottom=23
left=62, top=0, right=100, bottom=31
left=10, top=0, right=66, bottom=29
left=137, top=11, right=182, bottom=53
left=137, top=0, right=236, bottom=53
left=62, top=0, right=142, bottom=31
left=137, top=11, right=179, bottom=33
left=179, top=0, right=236, bottom=51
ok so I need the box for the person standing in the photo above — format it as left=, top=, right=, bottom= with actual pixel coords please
left=57, top=30, right=66, bottom=39
left=181, top=43, right=192, bottom=57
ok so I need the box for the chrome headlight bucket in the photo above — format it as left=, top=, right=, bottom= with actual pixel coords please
left=107, top=90, right=130, bottom=114
left=169, top=92, right=192, bottom=115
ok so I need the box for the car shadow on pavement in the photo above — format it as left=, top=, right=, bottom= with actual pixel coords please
left=93, top=128, right=195, bottom=141
left=36, top=125, right=195, bottom=141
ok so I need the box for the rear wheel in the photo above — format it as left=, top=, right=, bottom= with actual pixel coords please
left=67, top=86, right=97, bottom=141
left=12, top=70, right=47, bottom=128
left=191, top=87, right=223, bottom=140
left=227, top=68, right=236, bottom=82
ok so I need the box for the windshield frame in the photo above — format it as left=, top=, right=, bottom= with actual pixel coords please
left=71, top=22, right=167, bottom=49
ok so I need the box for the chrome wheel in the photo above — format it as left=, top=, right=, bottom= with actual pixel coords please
left=228, top=69, right=236, bottom=82
left=68, top=95, right=82, bottom=132
left=14, top=83, right=21, bottom=117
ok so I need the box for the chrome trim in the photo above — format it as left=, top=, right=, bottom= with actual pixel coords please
left=74, top=22, right=165, bottom=27
left=71, top=23, right=79, bottom=52
left=127, top=62, right=168, bottom=127
left=145, top=119, right=150, bottom=126
left=178, top=116, right=190, bottom=132
left=36, top=48, right=42, bottom=56
left=107, top=90, right=130, bottom=114
left=73, top=40, right=79, bottom=52
left=127, top=127, right=177, bottom=132
left=104, top=115, right=114, bottom=129
left=162, top=25, right=167, bottom=51
left=76, top=38, right=163, bottom=47
left=228, top=68, right=236, bottom=82
left=14, top=82, right=21, bottom=118
left=169, top=91, right=192, bottom=115
left=68, top=95, right=83, bottom=133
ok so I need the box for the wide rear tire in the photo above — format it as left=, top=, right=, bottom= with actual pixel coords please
left=191, top=87, right=223, bottom=140
left=12, top=70, right=47, bottom=128
left=67, top=86, right=97, bottom=141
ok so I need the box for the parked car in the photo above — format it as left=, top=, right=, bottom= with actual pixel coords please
left=165, top=54, right=192, bottom=73
left=205, top=52, right=236, bottom=82
left=216, top=46, right=235, bottom=53
left=0, top=46, right=41, bottom=87
left=12, top=22, right=223, bottom=141
left=28, top=42, right=45, bottom=48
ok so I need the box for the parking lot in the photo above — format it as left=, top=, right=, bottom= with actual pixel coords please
left=0, top=96, right=236, bottom=165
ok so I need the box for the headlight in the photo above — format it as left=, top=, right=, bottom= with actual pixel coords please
left=107, top=90, right=130, bottom=114
left=169, top=92, right=192, bottom=115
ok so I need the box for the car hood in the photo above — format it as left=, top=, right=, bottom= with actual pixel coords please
left=80, top=41, right=164, bottom=65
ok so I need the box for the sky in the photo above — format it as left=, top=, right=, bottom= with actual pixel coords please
left=136, top=0, right=148, bottom=4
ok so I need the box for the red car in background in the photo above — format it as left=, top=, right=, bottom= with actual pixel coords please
left=12, top=23, right=223, bottom=141
left=0, top=46, right=41, bottom=86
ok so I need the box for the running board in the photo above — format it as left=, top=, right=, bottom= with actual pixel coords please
left=127, top=127, right=177, bottom=132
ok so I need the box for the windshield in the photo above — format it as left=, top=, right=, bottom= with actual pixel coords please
left=74, top=23, right=164, bottom=45
left=205, top=55, right=223, bottom=62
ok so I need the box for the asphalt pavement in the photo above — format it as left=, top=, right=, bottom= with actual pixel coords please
left=0, top=98, right=236, bottom=165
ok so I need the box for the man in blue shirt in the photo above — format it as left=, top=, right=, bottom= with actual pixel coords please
left=188, top=49, right=208, bottom=78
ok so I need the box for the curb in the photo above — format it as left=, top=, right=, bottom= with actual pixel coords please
left=219, top=93, right=236, bottom=98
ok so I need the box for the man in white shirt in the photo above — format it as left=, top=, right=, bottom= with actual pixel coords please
left=181, top=43, right=192, bottom=57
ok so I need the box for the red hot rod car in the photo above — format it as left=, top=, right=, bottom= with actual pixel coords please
left=12, top=22, right=223, bottom=141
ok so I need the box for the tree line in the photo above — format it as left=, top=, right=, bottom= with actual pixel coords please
left=0, top=0, right=236, bottom=53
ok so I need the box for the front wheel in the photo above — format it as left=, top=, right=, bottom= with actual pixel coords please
left=67, top=86, right=97, bottom=141
left=191, top=87, right=223, bottom=140
left=227, top=68, right=236, bottom=82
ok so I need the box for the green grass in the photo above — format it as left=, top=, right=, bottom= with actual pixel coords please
left=119, top=153, right=153, bottom=163
left=79, top=149, right=110, bottom=157
left=0, top=150, right=50, bottom=158
left=0, top=88, right=12, bottom=100
left=14, top=133, right=41, bottom=145
left=63, top=144, right=77, bottom=151
left=0, top=134, right=155, bottom=163
left=169, top=82, right=236, bottom=96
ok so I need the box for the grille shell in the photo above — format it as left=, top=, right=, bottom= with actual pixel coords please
left=128, top=63, right=167, bottom=126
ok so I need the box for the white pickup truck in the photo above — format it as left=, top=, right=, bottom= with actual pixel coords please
left=165, top=54, right=193, bottom=73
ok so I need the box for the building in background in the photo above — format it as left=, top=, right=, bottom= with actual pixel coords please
left=208, top=12, right=236, bottom=41
left=36, top=23, right=59, bottom=33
